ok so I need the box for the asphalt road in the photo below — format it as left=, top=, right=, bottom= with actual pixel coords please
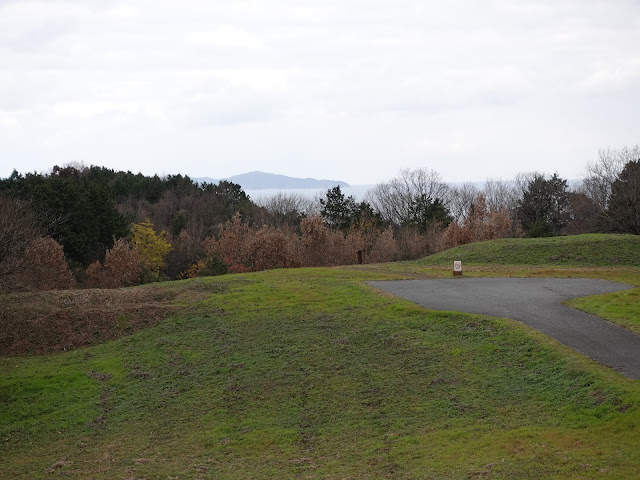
left=368, top=278, right=640, bottom=380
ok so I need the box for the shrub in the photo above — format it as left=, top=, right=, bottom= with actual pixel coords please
left=251, top=225, right=292, bottom=271
left=441, top=194, right=520, bottom=249
left=299, top=216, right=331, bottom=266
left=209, top=213, right=253, bottom=273
left=368, top=225, right=397, bottom=263
left=395, top=226, right=430, bottom=260
left=85, top=238, right=142, bottom=288
left=14, top=237, right=75, bottom=291
left=190, top=213, right=402, bottom=274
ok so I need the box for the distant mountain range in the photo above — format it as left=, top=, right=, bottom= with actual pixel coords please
left=194, top=171, right=350, bottom=190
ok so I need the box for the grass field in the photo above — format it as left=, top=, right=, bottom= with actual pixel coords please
left=1, top=235, right=640, bottom=479
left=419, top=234, right=640, bottom=267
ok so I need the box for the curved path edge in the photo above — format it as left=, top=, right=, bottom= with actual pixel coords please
left=368, top=278, right=640, bottom=380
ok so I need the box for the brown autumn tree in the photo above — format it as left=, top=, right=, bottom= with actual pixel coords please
left=14, top=237, right=75, bottom=292
left=210, top=213, right=253, bottom=273
left=250, top=225, right=295, bottom=271
left=298, top=216, right=332, bottom=267
left=367, top=225, right=397, bottom=263
left=441, top=194, right=519, bottom=249
left=86, top=238, right=142, bottom=288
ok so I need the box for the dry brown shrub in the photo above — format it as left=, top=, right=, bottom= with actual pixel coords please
left=441, top=221, right=468, bottom=249
left=105, top=238, right=142, bottom=287
left=14, top=237, right=75, bottom=292
left=368, top=226, right=397, bottom=263
left=85, top=260, right=105, bottom=288
left=212, top=213, right=253, bottom=273
left=395, top=226, right=429, bottom=260
left=186, top=237, right=230, bottom=278
left=441, top=194, right=520, bottom=250
left=189, top=213, right=399, bottom=272
left=299, top=216, right=331, bottom=266
left=250, top=225, right=292, bottom=271
left=296, top=216, right=359, bottom=267
left=344, top=228, right=365, bottom=263
left=322, top=229, right=347, bottom=266
left=85, top=239, right=141, bottom=288
left=180, top=259, right=205, bottom=279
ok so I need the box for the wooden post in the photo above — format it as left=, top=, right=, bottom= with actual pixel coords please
left=357, top=250, right=363, bottom=265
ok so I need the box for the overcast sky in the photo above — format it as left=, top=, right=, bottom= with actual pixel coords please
left=1, top=0, right=639, bottom=184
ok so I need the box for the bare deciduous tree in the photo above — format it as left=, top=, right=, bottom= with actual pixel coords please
left=367, top=168, right=450, bottom=224
left=483, top=178, right=519, bottom=214
left=252, top=192, right=320, bottom=229
left=448, top=183, right=480, bottom=222
left=583, top=146, right=639, bottom=210
left=0, top=195, right=44, bottom=289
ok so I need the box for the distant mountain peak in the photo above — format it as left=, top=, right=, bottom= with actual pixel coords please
left=194, top=171, right=350, bottom=190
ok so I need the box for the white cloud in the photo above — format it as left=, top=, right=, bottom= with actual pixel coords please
left=0, top=112, right=19, bottom=128
left=1, top=0, right=639, bottom=183
left=579, top=59, right=640, bottom=94
left=185, top=26, right=265, bottom=50
left=171, top=83, right=283, bottom=127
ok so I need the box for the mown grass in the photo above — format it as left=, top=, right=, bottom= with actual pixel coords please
left=567, top=287, right=640, bottom=336
left=350, top=233, right=640, bottom=335
left=417, top=234, right=640, bottom=267
left=1, top=265, right=640, bottom=479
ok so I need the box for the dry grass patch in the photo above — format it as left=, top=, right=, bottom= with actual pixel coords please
left=0, top=286, right=182, bottom=356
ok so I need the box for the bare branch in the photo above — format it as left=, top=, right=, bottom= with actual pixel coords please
left=0, top=195, right=44, bottom=284
left=366, top=168, right=450, bottom=224
left=583, top=145, right=639, bottom=210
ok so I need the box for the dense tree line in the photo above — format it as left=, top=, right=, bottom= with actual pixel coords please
left=1, top=145, right=638, bottom=293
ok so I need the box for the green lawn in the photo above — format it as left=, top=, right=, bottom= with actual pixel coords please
left=418, top=234, right=640, bottom=267
left=567, top=287, right=640, bottom=336
left=2, top=263, right=640, bottom=479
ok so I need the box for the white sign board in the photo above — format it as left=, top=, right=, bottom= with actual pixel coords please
left=453, top=261, right=462, bottom=272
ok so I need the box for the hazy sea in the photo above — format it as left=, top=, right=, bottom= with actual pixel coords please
left=245, top=185, right=376, bottom=202
left=244, top=179, right=582, bottom=204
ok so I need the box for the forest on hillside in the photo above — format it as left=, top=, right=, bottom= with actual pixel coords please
left=1, top=145, right=638, bottom=293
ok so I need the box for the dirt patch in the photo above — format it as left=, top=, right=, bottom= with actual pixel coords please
left=0, top=286, right=185, bottom=356
left=88, top=371, right=113, bottom=382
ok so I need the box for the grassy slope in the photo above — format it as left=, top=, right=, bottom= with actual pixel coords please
left=418, top=234, right=640, bottom=267
left=2, top=265, right=640, bottom=479
left=418, top=233, right=640, bottom=336
left=352, top=234, right=640, bottom=335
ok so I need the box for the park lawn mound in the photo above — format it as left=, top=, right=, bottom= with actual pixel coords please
left=2, top=268, right=640, bottom=479
left=420, top=233, right=640, bottom=267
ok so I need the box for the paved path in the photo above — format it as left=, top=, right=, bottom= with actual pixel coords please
left=368, top=278, right=640, bottom=380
